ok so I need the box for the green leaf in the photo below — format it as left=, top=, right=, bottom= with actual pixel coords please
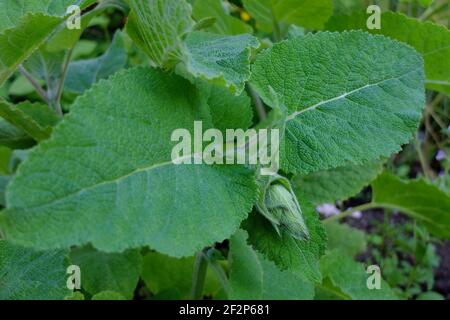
left=0, top=174, right=10, bottom=206
left=229, top=230, right=315, bottom=299
left=91, top=291, right=127, bottom=300
left=416, top=291, right=445, bottom=300
left=126, top=0, right=195, bottom=69
left=192, top=0, right=253, bottom=35
left=65, top=31, right=128, bottom=94
left=183, top=31, right=259, bottom=95
left=0, top=119, right=34, bottom=149
left=332, top=0, right=364, bottom=15
left=0, top=99, right=59, bottom=142
left=0, top=146, right=12, bottom=174
left=243, top=201, right=327, bottom=283
left=0, top=13, right=63, bottom=86
left=197, top=81, right=253, bottom=131
left=326, top=12, right=450, bottom=96
left=0, top=0, right=76, bottom=31
left=242, top=0, right=333, bottom=32
left=372, top=172, right=450, bottom=239
left=23, top=49, right=65, bottom=99
left=250, top=31, right=425, bottom=175
left=293, top=161, right=384, bottom=204
left=318, top=250, right=398, bottom=300
left=0, top=67, right=258, bottom=257
left=0, top=240, right=69, bottom=300
left=324, top=222, right=367, bottom=257
left=141, top=251, right=221, bottom=298
left=47, top=0, right=126, bottom=52
left=70, top=246, right=142, bottom=299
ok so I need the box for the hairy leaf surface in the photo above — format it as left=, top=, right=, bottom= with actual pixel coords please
left=0, top=240, right=69, bottom=300
left=326, top=12, right=450, bottom=95
left=0, top=67, right=258, bottom=257
left=251, top=31, right=425, bottom=175
left=183, top=31, right=259, bottom=95
left=126, top=0, right=195, bottom=69
left=293, top=161, right=384, bottom=204
left=243, top=202, right=327, bottom=283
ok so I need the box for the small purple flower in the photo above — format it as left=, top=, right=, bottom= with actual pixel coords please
left=316, top=203, right=340, bottom=217
left=351, top=211, right=362, bottom=219
left=436, top=150, right=446, bottom=162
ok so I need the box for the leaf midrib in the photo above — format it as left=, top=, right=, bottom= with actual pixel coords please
left=285, top=67, right=422, bottom=122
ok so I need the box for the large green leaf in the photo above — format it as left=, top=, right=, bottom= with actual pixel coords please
left=250, top=31, right=425, bottom=175
left=242, top=0, right=333, bottom=32
left=293, top=161, right=384, bottom=204
left=326, top=12, right=450, bottom=95
left=141, top=251, right=220, bottom=298
left=70, top=246, right=142, bottom=299
left=243, top=201, right=327, bottom=283
left=0, top=13, right=63, bottom=86
left=372, top=172, right=450, bottom=239
left=0, top=240, right=69, bottom=300
left=183, top=31, right=259, bottom=95
left=229, top=230, right=314, bottom=299
left=65, top=31, right=128, bottom=94
left=126, top=0, right=195, bottom=69
left=317, top=250, right=398, bottom=300
left=0, top=67, right=257, bottom=257
left=192, top=0, right=253, bottom=35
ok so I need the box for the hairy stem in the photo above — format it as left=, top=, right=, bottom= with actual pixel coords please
left=52, top=47, right=74, bottom=117
left=415, top=134, right=433, bottom=180
left=19, top=65, right=49, bottom=104
left=207, top=258, right=231, bottom=297
left=190, top=250, right=208, bottom=300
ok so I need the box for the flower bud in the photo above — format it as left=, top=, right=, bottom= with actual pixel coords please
left=256, top=176, right=310, bottom=241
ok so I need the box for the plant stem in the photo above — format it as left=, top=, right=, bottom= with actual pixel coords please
left=53, top=47, right=74, bottom=117
left=19, top=65, right=50, bottom=104
left=208, top=259, right=231, bottom=297
left=190, top=250, right=208, bottom=300
left=415, top=134, right=432, bottom=180
left=323, top=203, right=379, bottom=224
